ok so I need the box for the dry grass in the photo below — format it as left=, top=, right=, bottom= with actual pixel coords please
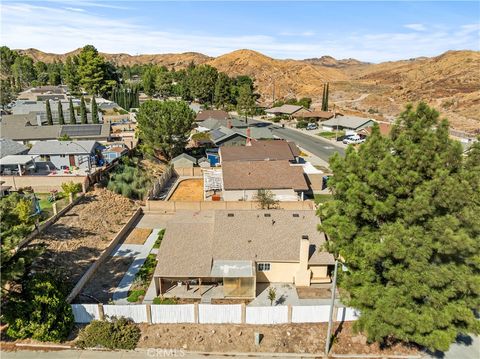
left=124, top=228, right=153, bottom=245
left=169, top=179, right=204, bottom=201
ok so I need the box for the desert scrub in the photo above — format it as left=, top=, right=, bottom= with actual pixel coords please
left=107, top=156, right=152, bottom=200
left=76, top=317, right=140, bottom=350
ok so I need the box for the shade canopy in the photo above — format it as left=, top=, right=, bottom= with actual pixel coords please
left=0, top=155, right=39, bottom=166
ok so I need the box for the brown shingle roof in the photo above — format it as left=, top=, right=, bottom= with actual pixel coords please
left=222, top=160, right=309, bottom=191
left=154, top=210, right=334, bottom=278
left=220, top=140, right=299, bottom=162
left=294, top=110, right=334, bottom=120
left=195, top=110, right=229, bottom=122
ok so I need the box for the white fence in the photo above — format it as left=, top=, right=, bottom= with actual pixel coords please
left=151, top=304, right=195, bottom=324
left=71, top=303, right=359, bottom=325
left=246, top=306, right=289, bottom=324
left=292, top=305, right=330, bottom=323
left=199, top=304, right=242, bottom=324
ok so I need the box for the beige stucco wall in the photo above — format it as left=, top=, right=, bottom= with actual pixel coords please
left=173, top=159, right=195, bottom=168
left=256, top=262, right=299, bottom=283
left=223, top=189, right=298, bottom=202
left=311, top=265, right=328, bottom=279
left=0, top=175, right=87, bottom=192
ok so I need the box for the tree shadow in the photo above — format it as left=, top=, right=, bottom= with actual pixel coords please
left=275, top=294, right=286, bottom=305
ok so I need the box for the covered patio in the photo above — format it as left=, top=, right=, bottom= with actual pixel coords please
left=0, top=155, right=39, bottom=176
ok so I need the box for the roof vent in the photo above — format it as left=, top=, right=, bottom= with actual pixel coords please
left=293, top=213, right=299, bottom=218
left=227, top=213, right=234, bottom=217
left=302, top=235, right=309, bottom=240
left=264, top=213, right=271, bottom=217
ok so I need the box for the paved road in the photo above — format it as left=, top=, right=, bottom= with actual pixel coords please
left=246, top=118, right=345, bottom=162
left=424, top=334, right=480, bottom=359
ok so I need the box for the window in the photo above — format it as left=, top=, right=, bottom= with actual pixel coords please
left=40, top=155, right=50, bottom=161
left=60, top=155, right=65, bottom=158
left=257, top=263, right=271, bottom=271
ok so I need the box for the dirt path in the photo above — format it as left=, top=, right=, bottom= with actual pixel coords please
left=333, top=93, right=370, bottom=104
left=29, top=189, right=137, bottom=289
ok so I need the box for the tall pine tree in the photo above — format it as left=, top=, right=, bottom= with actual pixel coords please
left=57, top=101, right=64, bottom=125
left=80, top=96, right=87, bottom=124
left=320, top=102, right=480, bottom=352
left=69, top=98, right=76, bottom=125
left=91, top=96, right=99, bottom=124
left=45, top=100, right=53, bottom=125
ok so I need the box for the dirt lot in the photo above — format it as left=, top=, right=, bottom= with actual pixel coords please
left=74, top=256, right=133, bottom=303
left=169, top=178, right=204, bottom=201
left=28, top=188, right=137, bottom=289
left=297, top=286, right=332, bottom=299
left=137, top=321, right=419, bottom=355
left=124, top=228, right=152, bottom=244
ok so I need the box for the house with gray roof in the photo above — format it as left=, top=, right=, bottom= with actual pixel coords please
left=153, top=210, right=334, bottom=299
left=321, top=116, right=376, bottom=132
left=1, top=113, right=110, bottom=144
left=29, top=140, right=101, bottom=171
left=0, top=138, right=28, bottom=159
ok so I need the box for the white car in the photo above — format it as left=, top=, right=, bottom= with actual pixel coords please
left=306, top=123, right=318, bottom=130
left=343, top=135, right=366, bottom=144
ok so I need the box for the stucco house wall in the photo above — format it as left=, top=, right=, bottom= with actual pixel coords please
left=223, top=188, right=299, bottom=201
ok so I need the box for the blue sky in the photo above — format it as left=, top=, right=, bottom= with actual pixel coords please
left=1, top=1, right=479, bottom=62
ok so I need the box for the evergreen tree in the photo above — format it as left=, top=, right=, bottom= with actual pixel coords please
left=321, top=83, right=328, bottom=111
left=320, top=102, right=480, bottom=352
left=237, top=84, right=256, bottom=121
left=45, top=100, right=53, bottom=125
left=155, top=67, right=172, bottom=98
left=62, top=55, right=80, bottom=93
left=69, top=98, right=76, bottom=125
left=136, top=100, right=195, bottom=160
left=214, top=73, right=232, bottom=109
left=57, top=100, right=64, bottom=125
left=325, top=82, right=329, bottom=111
left=188, top=64, right=218, bottom=104
left=91, top=96, right=99, bottom=124
left=80, top=96, right=88, bottom=124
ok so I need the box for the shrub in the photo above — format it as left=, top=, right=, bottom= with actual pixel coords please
left=3, top=273, right=74, bottom=342
left=76, top=317, right=140, bottom=350
left=136, top=254, right=157, bottom=284
left=296, top=120, right=308, bottom=129
left=153, top=229, right=165, bottom=249
left=61, top=181, right=82, bottom=196
left=127, top=289, right=146, bottom=303
left=153, top=296, right=177, bottom=305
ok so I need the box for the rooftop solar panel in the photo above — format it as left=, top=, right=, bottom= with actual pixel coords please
left=60, top=124, right=102, bottom=137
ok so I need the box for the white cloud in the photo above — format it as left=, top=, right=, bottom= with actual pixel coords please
left=0, top=3, right=478, bottom=63
left=63, top=7, right=86, bottom=13
left=404, top=23, right=427, bottom=32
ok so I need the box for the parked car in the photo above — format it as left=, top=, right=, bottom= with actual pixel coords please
left=343, top=135, right=366, bottom=144
left=306, top=123, right=318, bottom=130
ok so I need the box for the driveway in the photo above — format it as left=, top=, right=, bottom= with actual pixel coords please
left=424, top=334, right=480, bottom=359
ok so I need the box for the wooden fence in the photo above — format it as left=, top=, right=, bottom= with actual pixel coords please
left=71, top=303, right=360, bottom=325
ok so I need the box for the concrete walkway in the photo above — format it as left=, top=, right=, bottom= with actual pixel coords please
left=112, top=228, right=160, bottom=304
left=249, top=283, right=334, bottom=307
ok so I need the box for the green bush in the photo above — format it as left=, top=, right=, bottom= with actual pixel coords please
left=153, top=229, right=165, bottom=249
left=127, top=289, right=146, bottom=303
left=136, top=254, right=157, bottom=284
left=153, top=297, right=177, bottom=305
left=3, top=273, right=74, bottom=342
left=107, top=157, right=152, bottom=200
left=61, top=181, right=82, bottom=196
left=296, top=120, right=308, bottom=129
left=76, top=317, right=140, bottom=350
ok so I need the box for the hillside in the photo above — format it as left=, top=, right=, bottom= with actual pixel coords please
left=16, top=48, right=480, bottom=133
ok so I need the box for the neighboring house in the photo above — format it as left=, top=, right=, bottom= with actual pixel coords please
left=198, top=157, right=210, bottom=168
left=221, top=160, right=309, bottom=201
left=293, top=110, right=335, bottom=121
left=29, top=140, right=101, bottom=171
left=0, top=113, right=111, bottom=144
left=171, top=153, right=197, bottom=168
left=209, top=126, right=248, bottom=147
left=0, top=138, right=29, bottom=159
left=17, top=85, right=68, bottom=101
left=102, top=144, right=128, bottom=163
left=153, top=210, right=335, bottom=299
left=219, top=140, right=300, bottom=163
left=195, top=109, right=229, bottom=122
left=265, top=104, right=304, bottom=117
left=0, top=155, right=38, bottom=176
left=359, top=121, right=392, bottom=137
left=321, top=116, right=375, bottom=132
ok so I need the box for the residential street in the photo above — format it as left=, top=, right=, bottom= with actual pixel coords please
left=246, top=118, right=346, bottom=162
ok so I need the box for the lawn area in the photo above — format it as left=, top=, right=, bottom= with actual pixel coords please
left=36, top=192, right=70, bottom=219
left=317, top=131, right=344, bottom=139
left=314, top=193, right=333, bottom=205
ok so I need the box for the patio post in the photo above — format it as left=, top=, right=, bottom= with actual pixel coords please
left=17, top=163, right=22, bottom=176
left=198, top=278, right=202, bottom=296
left=52, top=202, right=58, bottom=216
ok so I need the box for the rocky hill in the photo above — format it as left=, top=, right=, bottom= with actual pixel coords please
left=16, top=48, right=480, bottom=133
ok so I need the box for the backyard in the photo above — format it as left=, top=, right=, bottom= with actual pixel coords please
left=169, top=178, right=204, bottom=201
left=27, top=188, right=138, bottom=290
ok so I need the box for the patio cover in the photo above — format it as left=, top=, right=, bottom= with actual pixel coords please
left=210, top=260, right=254, bottom=278
left=0, top=155, right=39, bottom=166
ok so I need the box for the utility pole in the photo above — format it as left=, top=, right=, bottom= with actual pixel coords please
left=325, top=259, right=339, bottom=356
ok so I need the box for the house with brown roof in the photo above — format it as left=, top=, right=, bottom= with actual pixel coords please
left=293, top=109, right=335, bottom=121
left=265, top=104, right=304, bottom=117
left=221, top=160, right=309, bottom=201
left=153, top=210, right=335, bottom=299
left=219, top=140, right=300, bottom=163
